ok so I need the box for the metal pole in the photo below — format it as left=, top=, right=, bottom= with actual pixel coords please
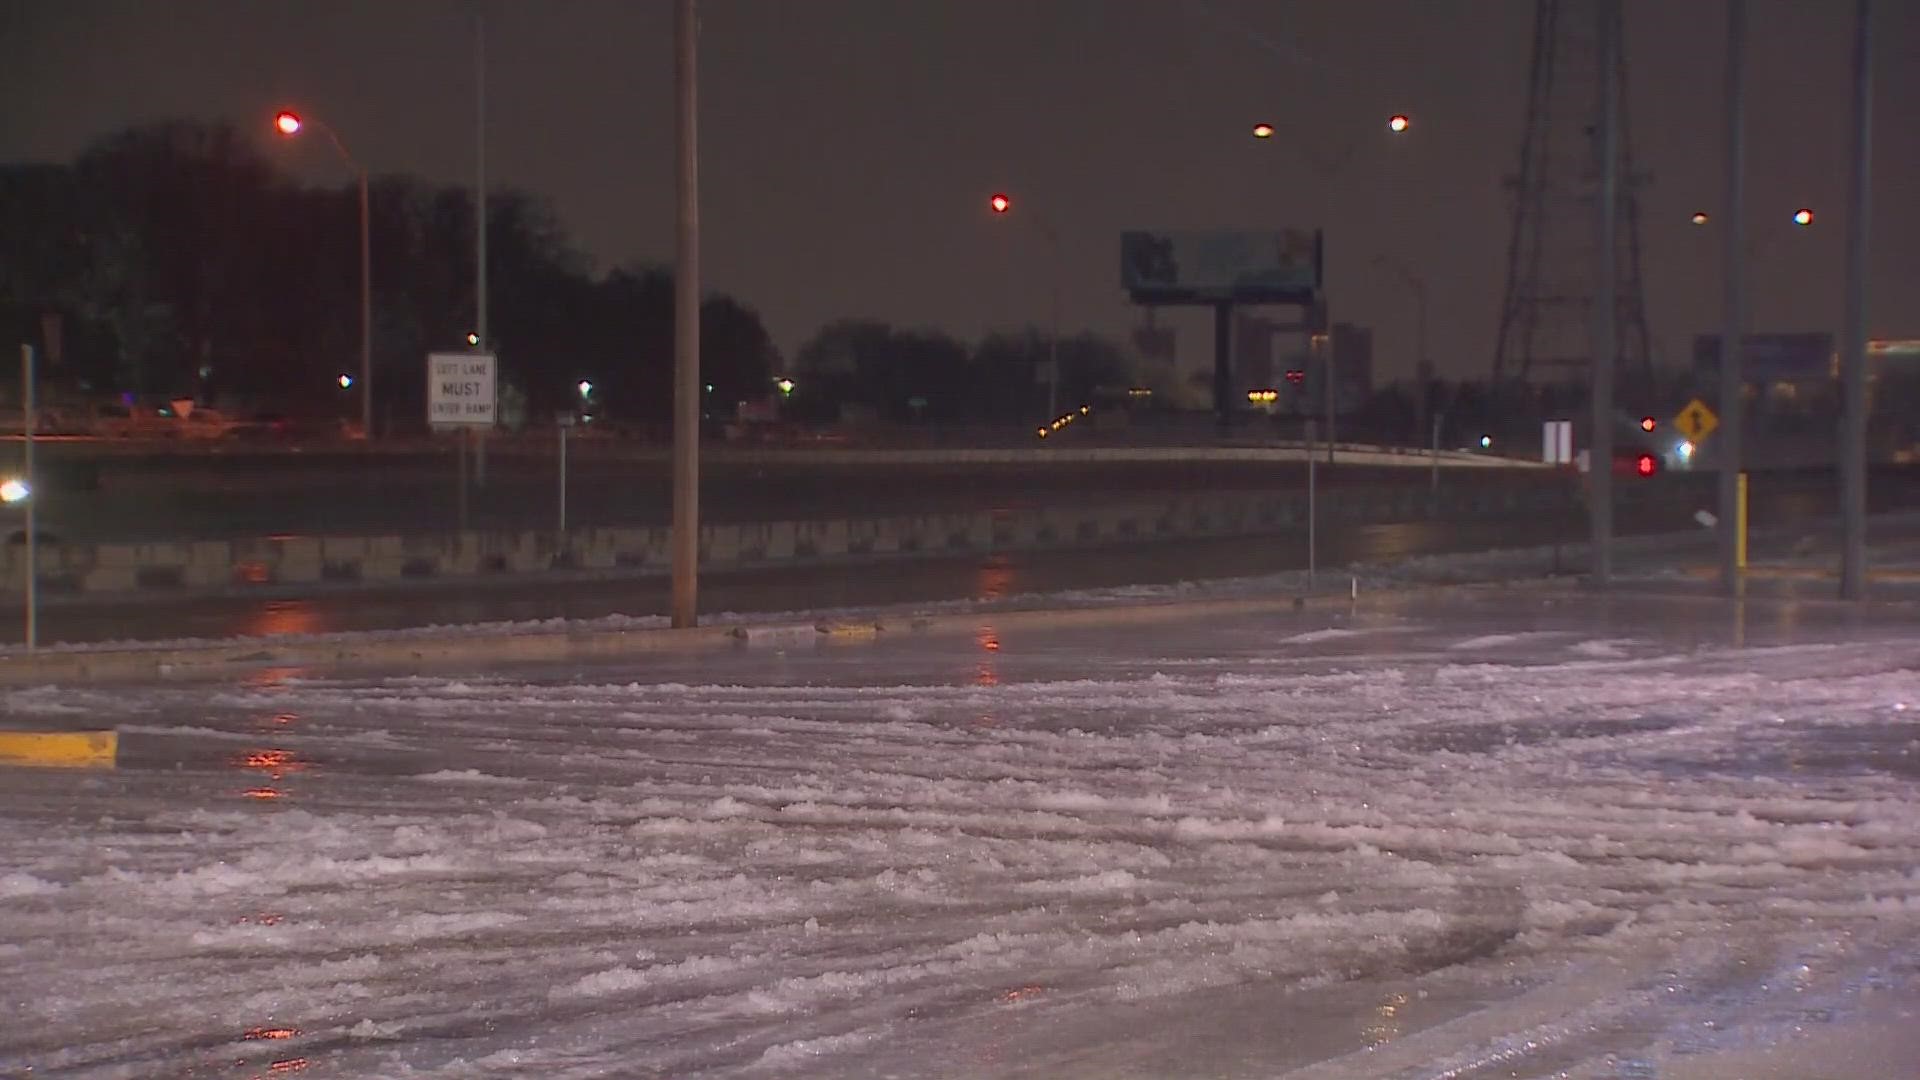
left=475, top=5, right=488, bottom=355
left=557, top=422, right=568, bottom=535
left=1212, top=302, right=1232, bottom=435
left=456, top=428, right=469, bottom=531
left=1718, top=0, right=1748, bottom=596
left=1430, top=412, right=1441, bottom=494
left=1414, top=278, right=1430, bottom=449
left=1589, top=0, right=1620, bottom=587
left=1323, top=316, right=1336, bottom=464
left=21, top=345, right=36, bottom=652
left=357, top=169, right=372, bottom=439
left=1047, top=268, right=1060, bottom=420
left=1306, top=418, right=1317, bottom=588
left=1839, top=0, right=1873, bottom=600
left=670, top=0, right=701, bottom=627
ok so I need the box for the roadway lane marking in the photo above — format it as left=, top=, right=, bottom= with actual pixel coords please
left=0, top=730, right=119, bottom=769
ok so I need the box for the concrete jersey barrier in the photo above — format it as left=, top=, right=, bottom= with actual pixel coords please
left=0, top=475, right=1629, bottom=599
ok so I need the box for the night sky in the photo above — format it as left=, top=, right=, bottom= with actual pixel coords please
left=3, top=0, right=1916, bottom=382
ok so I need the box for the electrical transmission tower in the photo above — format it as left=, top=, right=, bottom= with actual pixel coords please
left=1492, top=0, right=1655, bottom=391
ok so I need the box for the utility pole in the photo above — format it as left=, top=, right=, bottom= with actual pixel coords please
left=1590, top=0, right=1620, bottom=587
left=670, top=0, right=701, bottom=627
left=1718, top=0, right=1747, bottom=595
left=1839, top=0, right=1873, bottom=599
left=475, top=4, right=488, bottom=354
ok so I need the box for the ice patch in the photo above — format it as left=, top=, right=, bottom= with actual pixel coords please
left=1450, top=631, right=1564, bottom=650
left=1570, top=639, right=1637, bottom=658
left=0, top=872, right=61, bottom=899
left=414, top=769, right=526, bottom=784
left=755, top=1030, right=878, bottom=1069
left=1279, top=628, right=1361, bottom=644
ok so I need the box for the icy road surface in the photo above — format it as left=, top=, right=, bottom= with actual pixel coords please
left=3, top=591, right=1920, bottom=1078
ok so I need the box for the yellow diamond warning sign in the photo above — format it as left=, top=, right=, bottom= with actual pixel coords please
left=1673, top=398, right=1719, bottom=443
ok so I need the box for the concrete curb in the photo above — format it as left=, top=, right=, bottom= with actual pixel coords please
left=0, top=583, right=1435, bottom=689
left=4, top=507, right=1908, bottom=689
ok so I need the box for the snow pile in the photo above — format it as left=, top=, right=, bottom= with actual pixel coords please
left=2, top=605, right=1918, bottom=1077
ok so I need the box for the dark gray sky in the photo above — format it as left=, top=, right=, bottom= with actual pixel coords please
left=3, top=0, right=1915, bottom=381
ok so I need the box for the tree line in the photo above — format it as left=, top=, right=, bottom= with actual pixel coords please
left=0, top=120, right=1130, bottom=434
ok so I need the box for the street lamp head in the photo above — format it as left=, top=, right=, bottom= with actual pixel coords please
left=1690, top=211, right=1711, bottom=226
left=1387, top=114, right=1411, bottom=133
left=989, top=193, right=1011, bottom=214
left=0, top=478, right=29, bottom=505
left=1792, top=208, right=1814, bottom=226
left=1252, top=122, right=1276, bottom=139
left=273, top=111, right=303, bottom=136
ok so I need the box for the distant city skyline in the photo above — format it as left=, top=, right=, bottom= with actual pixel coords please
left=3, top=0, right=1916, bottom=381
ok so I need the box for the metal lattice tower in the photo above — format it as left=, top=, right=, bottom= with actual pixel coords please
left=1492, top=0, right=1654, bottom=389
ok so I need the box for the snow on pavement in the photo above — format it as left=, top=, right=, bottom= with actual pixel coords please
left=2, top=593, right=1919, bottom=1078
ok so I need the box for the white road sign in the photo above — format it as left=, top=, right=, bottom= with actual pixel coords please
left=1542, top=419, right=1573, bottom=465
left=427, top=352, right=497, bottom=427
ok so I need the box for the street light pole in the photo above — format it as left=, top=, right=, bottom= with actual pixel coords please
left=1590, top=0, right=1620, bottom=588
left=357, top=167, right=371, bottom=438
left=472, top=8, right=487, bottom=353
left=1373, top=254, right=1428, bottom=446
left=989, top=194, right=1061, bottom=420
left=1839, top=0, right=1874, bottom=599
left=1044, top=221, right=1060, bottom=419
left=670, top=0, right=701, bottom=628
left=1717, top=0, right=1747, bottom=596
left=275, top=111, right=372, bottom=439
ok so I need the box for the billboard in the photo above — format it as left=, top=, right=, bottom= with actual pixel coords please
left=1121, top=229, right=1321, bottom=305
left=1693, top=332, right=1835, bottom=383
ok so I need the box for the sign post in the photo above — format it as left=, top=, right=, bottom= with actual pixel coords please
left=1304, top=418, right=1317, bottom=590
left=19, top=344, right=35, bottom=651
left=427, top=351, right=497, bottom=533
left=557, top=417, right=573, bottom=535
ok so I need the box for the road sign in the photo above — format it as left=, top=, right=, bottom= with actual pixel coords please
left=1673, top=398, right=1718, bottom=443
left=1542, top=419, right=1573, bottom=465
left=428, top=352, right=496, bottom=427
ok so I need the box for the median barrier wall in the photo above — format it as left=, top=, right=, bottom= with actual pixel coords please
left=0, top=476, right=1617, bottom=597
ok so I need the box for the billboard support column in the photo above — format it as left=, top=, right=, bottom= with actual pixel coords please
left=1212, top=302, right=1232, bottom=436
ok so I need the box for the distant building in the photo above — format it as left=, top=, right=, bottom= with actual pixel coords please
left=1233, top=313, right=1373, bottom=414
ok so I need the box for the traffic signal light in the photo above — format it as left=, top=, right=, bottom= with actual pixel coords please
left=989, top=193, right=1010, bottom=214
left=1640, top=416, right=1656, bottom=432
left=1284, top=369, right=1305, bottom=385
left=1636, top=453, right=1657, bottom=477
